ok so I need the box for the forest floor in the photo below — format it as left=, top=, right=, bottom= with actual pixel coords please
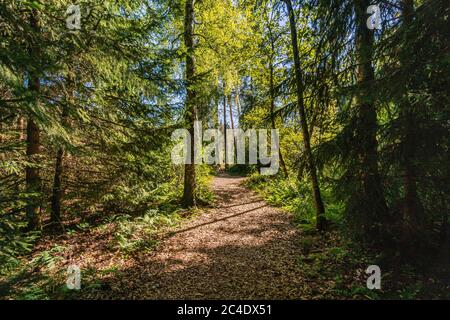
left=0, top=173, right=370, bottom=299
left=3, top=173, right=448, bottom=299
left=107, top=173, right=309, bottom=299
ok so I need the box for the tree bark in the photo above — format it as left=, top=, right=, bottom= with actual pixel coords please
left=223, top=85, right=228, bottom=169
left=17, top=115, right=25, bottom=141
left=228, top=95, right=237, bottom=163
left=353, top=0, right=389, bottom=237
left=181, top=0, right=197, bottom=207
left=0, top=122, right=3, bottom=161
left=26, top=9, right=42, bottom=230
left=228, top=95, right=235, bottom=131
left=399, top=0, right=424, bottom=230
left=235, top=89, right=241, bottom=118
left=50, top=147, right=64, bottom=225
left=283, top=0, right=326, bottom=231
left=268, top=50, right=288, bottom=177
left=50, top=74, right=72, bottom=227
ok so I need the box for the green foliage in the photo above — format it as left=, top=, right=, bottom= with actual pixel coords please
left=114, top=209, right=181, bottom=256
left=0, top=0, right=448, bottom=300
left=0, top=218, right=39, bottom=276
left=29, top=245, right=66, bottom=270
left=195, top=164, right=216, bottom=204
left=246, top=173, right=344, bottom=230
left=226, top=164, right=256, bottom=176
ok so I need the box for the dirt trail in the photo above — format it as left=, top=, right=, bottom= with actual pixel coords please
left=113, top=174, right=307, bottom=299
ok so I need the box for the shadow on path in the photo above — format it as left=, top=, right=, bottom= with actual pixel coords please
left=84, top=174, right=307, bottom=299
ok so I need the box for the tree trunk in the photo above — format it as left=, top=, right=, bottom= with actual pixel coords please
left=228, top=95, right=235, bottom=131
left=50, top=147, right=64, bottom=225
left=399, top=0, right=424, bottom=231
left=181, top=0, right=197, bottom=208
left=223, top=86, right=228, bottom=169
left=228, top=95, right=237, bottom=163
left=283, top=0, right=326, bottom=231
left=0, top=122, right=2, bottom=159
left=50, top=74, right=72, bottom=227
left=235, top=89, right=241, bottom=118
left=17, top=115, right=25, bottom=141
left=440, top=195, right=448, bottom=241
left=214, top=93, right=220, bottom=128
left=353, top=0, right=389, bottom=238
left=26, top=9, right=42, bottom=230
left=269, top=53, right=288, bottom=177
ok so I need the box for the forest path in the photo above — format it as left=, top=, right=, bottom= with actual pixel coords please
left=116, top=173, right=307, bottom=299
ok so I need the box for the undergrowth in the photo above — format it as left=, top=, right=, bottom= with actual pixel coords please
left=0, top=166, right=215, bottom=299
left=245, top=172, right=450, bottom=299
left=245, top=173, right=344, bottom=232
